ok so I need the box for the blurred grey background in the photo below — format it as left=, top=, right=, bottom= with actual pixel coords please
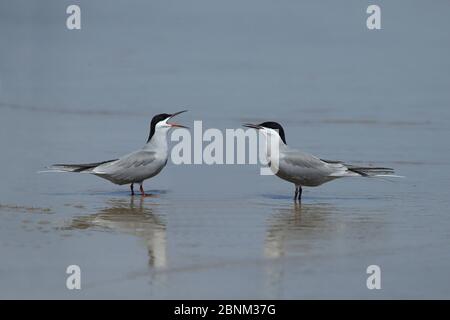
left=1, top=0, right=450, bottom=299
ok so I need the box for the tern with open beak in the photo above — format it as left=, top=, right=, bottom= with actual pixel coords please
left=46, top=111, right=188, bottom=196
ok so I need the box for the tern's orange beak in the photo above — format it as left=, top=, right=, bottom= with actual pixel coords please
left=167, top=110, right=188, bottom=128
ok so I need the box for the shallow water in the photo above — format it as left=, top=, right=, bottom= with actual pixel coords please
left=1, top=0, right=450, bottom=298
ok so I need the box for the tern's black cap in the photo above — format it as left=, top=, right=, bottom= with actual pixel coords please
left=258, top=121, right=287, bottom=144
left=147, top=113, right=171, bottom=142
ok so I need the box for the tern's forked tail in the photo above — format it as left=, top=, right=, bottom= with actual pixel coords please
left=41, top=159, right=118, bottom=173
left=347, top=166, right=403, bottom=178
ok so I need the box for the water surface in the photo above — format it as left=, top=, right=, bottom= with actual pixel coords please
left=1, top=0, right=450, bottom=298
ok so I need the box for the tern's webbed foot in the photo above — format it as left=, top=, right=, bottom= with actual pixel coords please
left=141, top=193, right=154, bottom=197
left=139, top=184, right=150, bottom=197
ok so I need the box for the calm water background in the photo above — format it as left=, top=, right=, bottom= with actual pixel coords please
left=1, top=0, right=450, bottom=298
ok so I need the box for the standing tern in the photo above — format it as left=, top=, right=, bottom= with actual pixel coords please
left=243, top=121, right=401, bottom=201
left=46, top=111, right=188, bottom=196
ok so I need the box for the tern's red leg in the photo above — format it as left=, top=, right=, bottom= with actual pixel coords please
left=139, top=184, right=153, bottom=197
left=130, top=183, right=135, bottom=196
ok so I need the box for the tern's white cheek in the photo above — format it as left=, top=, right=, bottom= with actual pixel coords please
left=260, top=130, right=275, bottom=141
left=268, top=128, right=281, bottom=138
left=260, top=130, right=269, bottom=138
left=155, top=120, right=170, bottom=130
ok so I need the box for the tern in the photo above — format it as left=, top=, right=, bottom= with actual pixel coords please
left=46, top=111, right=188, bottom=196
left=243, top=121, right=401, bottom=201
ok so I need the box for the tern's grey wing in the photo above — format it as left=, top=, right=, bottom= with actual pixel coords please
left=93, top=150, right=162, bottom=184
left=282, top=150, right=330, bottom=169
left=114, top=150, right=158, bottom=169
left=278, top=149, right=350, bottom=186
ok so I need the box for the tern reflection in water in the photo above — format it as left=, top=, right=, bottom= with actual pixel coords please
left=264, top=203, right=335, bottom=259
left=66, top=196, right=167, bottom=268
left=262, top=203, right=335, bottom=298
